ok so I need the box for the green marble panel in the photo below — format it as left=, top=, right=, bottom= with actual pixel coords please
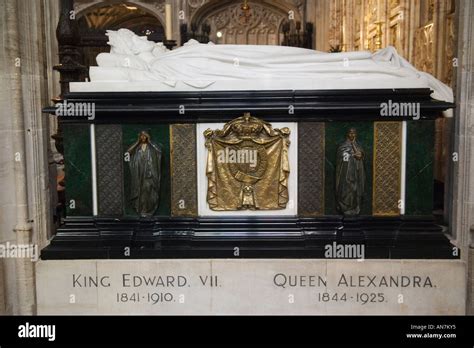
left=324, top=122, right=373, bottom=215
left=63, top=124, right=92, bottom=216
left=405, top=121, right=434, bottom=215
left=122, top=125, right=171, bottom=217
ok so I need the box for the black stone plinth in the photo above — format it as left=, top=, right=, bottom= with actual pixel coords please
left=40, top=216, right=458, bottom=260
left=43, top=88, right=453, bottom=124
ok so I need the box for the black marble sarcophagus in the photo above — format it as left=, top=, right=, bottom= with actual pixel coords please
left=41, top=88, right=457, bottom=259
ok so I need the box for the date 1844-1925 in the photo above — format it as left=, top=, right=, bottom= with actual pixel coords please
left=317, top=292, right=386, bottom=304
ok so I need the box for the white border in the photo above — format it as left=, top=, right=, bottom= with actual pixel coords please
left=400, top=121, right=407, bottom=215
left=90, top=124, right=98, bottom=216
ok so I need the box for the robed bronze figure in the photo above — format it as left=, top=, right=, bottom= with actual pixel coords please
left=335, top=128, right=365, bottom=216
left=204, top=113, right=290, bottom=211
left=127, top=131, right=162, bottom=217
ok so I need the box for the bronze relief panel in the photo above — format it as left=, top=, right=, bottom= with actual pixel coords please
left=204, top=113, right=291, bottom=211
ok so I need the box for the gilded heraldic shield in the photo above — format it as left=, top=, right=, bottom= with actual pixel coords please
left=204, top=113, right=290, bottom=211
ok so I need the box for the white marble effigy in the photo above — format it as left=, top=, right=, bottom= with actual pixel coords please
left=71, top=29, right=453, bottom=106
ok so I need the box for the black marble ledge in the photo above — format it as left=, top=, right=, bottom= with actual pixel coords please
left=41, top=215, right=459, bottom=260
left=42, top=89, right=454, bottom=123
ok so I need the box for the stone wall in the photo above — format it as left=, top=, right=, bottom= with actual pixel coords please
left=469, top=248, right=474, bottom=313
left=452, top=0, right=474, bottom=314
left=0, top=0, right=58, bottom=314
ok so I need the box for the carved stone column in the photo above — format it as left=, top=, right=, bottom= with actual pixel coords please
left=3, top=0, right=35, bottom=315
left=0, top=261, right=5, bottom=314
left=450, top=0, right=474, bottom=314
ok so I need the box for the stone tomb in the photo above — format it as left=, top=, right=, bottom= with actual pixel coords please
left=37, top=87, right=462, bottom=314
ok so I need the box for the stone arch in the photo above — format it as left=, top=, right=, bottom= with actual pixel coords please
left=188, top=0, right=303, bottom=45
left=75, top=0, right=166, bottom=28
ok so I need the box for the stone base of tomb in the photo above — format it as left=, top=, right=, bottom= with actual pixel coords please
left=36, top=258, right=466, bottom=315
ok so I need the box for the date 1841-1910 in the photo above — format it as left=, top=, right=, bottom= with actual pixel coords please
left=116, top=292, right=182, bottom=304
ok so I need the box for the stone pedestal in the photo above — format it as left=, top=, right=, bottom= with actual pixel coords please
left=36, top=259, right=466, bottom=315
